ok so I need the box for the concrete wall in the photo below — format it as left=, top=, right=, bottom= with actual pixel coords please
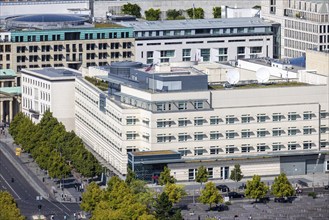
left=306, top=50, right=329, bottom=77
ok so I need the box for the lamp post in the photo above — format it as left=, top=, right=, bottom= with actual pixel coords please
left=312, top=172, right=315, bottom=192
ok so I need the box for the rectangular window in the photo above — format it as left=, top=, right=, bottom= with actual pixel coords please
left=226, top=115, right=235, bottom=124
left=146, top=51, right=154, bottom=64
left=257, top=128, right=266, bottom=137
left=272, top=128, right=282, bottom=136
left=218, top=48, right=228, bottom=62
left=160, top=50, right=175, bottom=58
left=226, top=130, right=235, bottom=139
left=288, top=112, right=298, bottom=121
left=303, top=141, right=312, bottom=150
left=208, top=168, right=213, bottom=179
left=156, top=103, right=166, bottom=111
left=210, top=131, right=220, bottom=140
left=194, top=117, right=204, bottom=126
left=272, top=142, right=283, bottom=151
left=250, top=46, right=262, bottom=54
left=194, top=132, right=204, bottom=141
left=257, top=114, right=266, bottom=123
left=225, top=145, right=235, bottom=154
left=182, top=49, right=191, bottom=61
left=288, top=142, right=297, bottom=150
left=178, top=102, right=187, bottom=110
left=178, top=148, right=188, bottom=156
left=303, top=126, right=312, bottom=135
left=126, top=132, right=137, bottom=140
left=241, top=114, right=251, bottom=123
left=178, top=133, right=188, bottom=142
left=200, top=49, right=210, bottom=61
left=157, top=134, right=172, bottom=143
left=320, top=125, right=328, bottom=133
left=241, top=129, right=251, bottom=138
left=210, top=116, right=220, bottom=125
left=303, top=111, right=313, bottom=120
left=288, top=127, right=298, bottom=136
left=241, top=144, right=251, bottom=153
left=272, top=113, right=282, bottom=122
left=194, top=147, right=204, bottom=155
left=126, top=117, right=136, bottom=125
left=194, top=100, right=203, bottom=109
left=178, top=118, right=188, bottom=127
left=189, top=169, right=196, bottom=180
left=210, top=146, right=220, bottom=155
left=257, top=144, right=266, bottom=152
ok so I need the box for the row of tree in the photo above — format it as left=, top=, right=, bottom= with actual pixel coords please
left=122, top=3, right=221, bottom=20
left=9, top=111, right=102, bottom=179
left=0, top=191, right=25, bottom=220
left=81, top=169, right=184, bottom=220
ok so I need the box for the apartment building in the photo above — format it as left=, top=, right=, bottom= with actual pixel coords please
left=117, top=17, right=280, bottom=63
left=75, top=60, right=329, bottom=180
left=21, top=67, right=81, bottom=131
left=262, top=0, right=329, bottom=58
left=0, top=14, right=135, bottom=72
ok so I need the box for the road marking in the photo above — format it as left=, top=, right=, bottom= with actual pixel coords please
left=0, top=173, right=21, bottom=199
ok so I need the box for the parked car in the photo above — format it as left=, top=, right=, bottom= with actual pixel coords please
left=238, top=183, right=246, bottom=190
left=274, top=196, right=295, bottom=203
left=228, top=192, right=244, bottom=199
left=259, top=196, right=270, bottom=204
left=216, top=184, right=230, bottom=192
left=324, top=185, right=329, bottom=190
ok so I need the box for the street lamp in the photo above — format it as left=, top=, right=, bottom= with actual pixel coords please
left=312, top=172, right=315, bottom=192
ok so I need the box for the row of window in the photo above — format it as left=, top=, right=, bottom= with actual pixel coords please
left=22, top=77, right=50, bottom=90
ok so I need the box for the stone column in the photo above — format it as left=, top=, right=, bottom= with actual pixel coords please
left=0, top=100, right=3, bottom=123
left=9, top=100, right=13, bottom=122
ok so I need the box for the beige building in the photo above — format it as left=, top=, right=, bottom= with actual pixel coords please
left=0, top=14, right=135, bottom=72
left=261, top=0, right=329, bottom=58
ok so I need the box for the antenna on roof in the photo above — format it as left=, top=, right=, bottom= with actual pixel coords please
left=226, top=69, right=240, bottom=85
left=256, top=68, right=270, bottom=83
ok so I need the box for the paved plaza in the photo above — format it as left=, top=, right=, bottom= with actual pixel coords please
left=180, top=194, right=329, bottom=220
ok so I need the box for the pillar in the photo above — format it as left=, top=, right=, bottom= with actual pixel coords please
left=0, top=100, right=3, bottom=123
left=9, top=100, right=13, bottom=123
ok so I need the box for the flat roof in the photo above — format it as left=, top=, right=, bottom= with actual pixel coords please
left=22, top=67, right=81, bottom=81
left=132, top=150, right=179, bottom=157
left=117, top=17, right=272, bottom=31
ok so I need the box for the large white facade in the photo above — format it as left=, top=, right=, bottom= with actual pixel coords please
left=21, top=68, right=80, bottom=131
left=261, top=0, right=329, bottom=58
left=118, top=18, right=275, bottom=64
left=75, top=60, right=329, bottom=180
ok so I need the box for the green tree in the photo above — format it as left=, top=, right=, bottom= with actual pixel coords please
left=158, top=166, right=176, bottom=186
left=122, top=3, right=141, bottom=18
left=199, top=182, right=223, bottom=209
left=166, top=9, right=184, bottom=20
left=154, top=192, right=173, bottom=219
left=80, top=182, right=105, bottom=213
left=0, top=191, right=25, bottom=220
left=271, top=173, right=295, bottom=198
left=164, top=183, right=187, bottom=204
left=186, top=7, right=204, bottom=19
left=245, top=175, right=269, bottom=202
left=145, top=8, right=161, bottom=21
left=126, top=168, right=137, bottom=185
left=213, top=7, right=222, bottom=18
left=230, top=164, right=244, bottom=190
left=196, top=165, right=208, bottom=186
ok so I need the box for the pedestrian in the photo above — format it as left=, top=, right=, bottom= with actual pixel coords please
left=74, top=212, right=76, bottom=219
left=248, top=214, right=252, bottom=219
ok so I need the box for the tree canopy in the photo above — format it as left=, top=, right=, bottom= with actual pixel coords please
left=158, top=166, right=176, bottom=186
left=230, top=164, right=244, bottom=183
left=0, top=191, right=25, bottom=220
left=9, top=111, right=102, bottom=178
left=199, top=182, right=223, bottom=209
left=166, top=9, right=185, bottom=20
left=145, top=8, right=161, bottom=21
left=271, top=173, right=295, bottom=198
left=80, top=176, right=157, bottom=219
left=196, top=165, right=208, bottom=186
left=186, top=7, right=204, bottom=19
left=213, top=7, right=222, bottom=18
left=121, top=3, right=142, bottom=18
left=245, top=175, right=269, bottom=201
left=164, top=183, right=187, bottom=204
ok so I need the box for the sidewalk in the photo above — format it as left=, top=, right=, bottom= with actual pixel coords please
left=0, top=129, right=83, bottom=204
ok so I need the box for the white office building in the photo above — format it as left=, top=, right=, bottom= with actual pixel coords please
left=21, top=68, right=81, bottom=131
left=261, top=0, right=329, bottom=58
left=117, top=18, right=279, bottom=63
left=75, top=58, right=329, bottom=180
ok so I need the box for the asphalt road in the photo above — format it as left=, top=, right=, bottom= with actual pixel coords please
left=0, top=149, right=81, bottom=220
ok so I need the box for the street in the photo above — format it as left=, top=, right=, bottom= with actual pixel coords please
left=0, top=149, right=81, bottom=220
